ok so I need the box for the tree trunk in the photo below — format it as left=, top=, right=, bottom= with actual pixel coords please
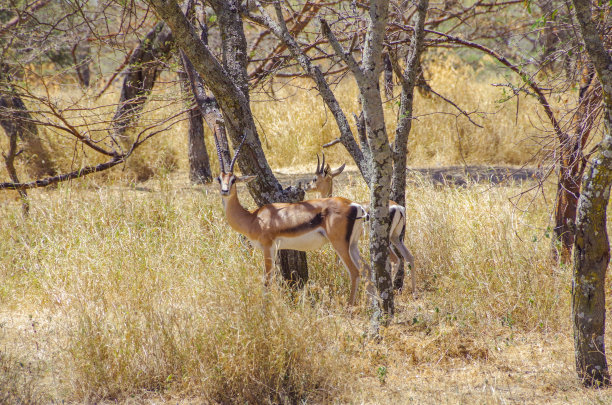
left=359, top=0, right=394, bottom=322
left=72, top=42, right=91, bottom=88
left=177, top=11, right=213, bottom=185
left=0, top=92, right=56, bottom=178
left=552, top=65, right=596, bottom=264
left=390, top=0, right=428, bottom=290
left=554, top=167, right=581, bottom=263
left=212, top=1, right=308, bottom=282
left=151, top=0, right=308, bottom=285
left=185, top=105, right=212, bottom=183
left=112, top=22, right=173, bottom=144
left=570, top=0, right=612, bottom=387
left=572, top=135, right=612, bottom=386
left=2, top=126, right=29, bottom=215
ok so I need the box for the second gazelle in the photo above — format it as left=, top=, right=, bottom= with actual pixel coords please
left=304, top=153, right=416, bottom=293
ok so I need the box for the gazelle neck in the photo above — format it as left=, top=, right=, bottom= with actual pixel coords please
left=318, top=178, right=333, bottom=198
left=221, top=189, right=254, bottom=235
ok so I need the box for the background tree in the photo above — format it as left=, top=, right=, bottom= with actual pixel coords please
left=570, top=0, right=612, bottom=387
left=0, top=1, right=189, bottom=192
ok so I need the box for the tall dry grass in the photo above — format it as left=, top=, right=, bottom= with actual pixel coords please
left=1, top=172, right=607, bottom=403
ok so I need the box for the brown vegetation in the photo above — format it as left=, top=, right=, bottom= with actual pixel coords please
left=1, top=61, right=609, bottom=403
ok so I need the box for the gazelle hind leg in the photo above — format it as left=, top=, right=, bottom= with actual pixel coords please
left=390, top=236, right=416, bottom=293
left=389, top=247, right=400, bottom=275
left=330, top=241, right=361, bottom=306
left=351, top=243, right=374, bottom=297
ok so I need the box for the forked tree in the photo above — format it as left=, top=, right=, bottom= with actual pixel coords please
left=147, top=0, right=310, bottom=285
left=247, top=0, right=429, bottom=323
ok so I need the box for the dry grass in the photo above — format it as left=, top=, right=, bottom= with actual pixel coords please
left=1, top=58, right=611, bottom=403
left=1, top=173, right=611, bottom=403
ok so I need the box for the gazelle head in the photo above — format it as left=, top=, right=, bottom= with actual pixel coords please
left=304, top=152, right=345, bottom=197
left=215, top=133, right=256, bottom=197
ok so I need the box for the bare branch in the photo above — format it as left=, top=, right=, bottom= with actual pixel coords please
left=0, top=0, right=52, bottom=36
left=248, top=0, right=368, bottom=179
left=319, top=17, right=364, bottom=82
left=0, top=156, right=125, bottom=190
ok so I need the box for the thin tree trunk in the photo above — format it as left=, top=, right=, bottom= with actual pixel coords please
left=383, top=53, right=393, bottom=100
left=0, top=92, right=56, bottom=178
left=570, top=0, right=612, bottom=387
left=359, top=0, right=394, bottom=322
left=553, top=65, right=596, bottom=264
left=572, top=133, right=612, bottom=386
left=112, top=22, right=173, bottom=144
left=179, top=49, right=231, bottom=170
left=185, top=105, right=212, bottom=183
left=390, top=0, right=428, bottom=290
left=72, top=42, right=91, bottom=88
left=2, top=128, right=29, bottom=215
left=177, top=10, right=213, bottom=185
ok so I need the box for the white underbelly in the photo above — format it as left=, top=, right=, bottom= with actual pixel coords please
left=276, top=229, right=328, bottom=251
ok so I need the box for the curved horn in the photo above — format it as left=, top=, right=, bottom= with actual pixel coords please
left=316, top=154, right=320, bottom=174
left=229, top=132, right=248, bottom=173
left=321, top=152, right=326, bottom=173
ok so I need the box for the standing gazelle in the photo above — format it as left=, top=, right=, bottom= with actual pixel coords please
left=304, top=153, right=416, bottom=293
left=214, top=135, right=369, bottom=305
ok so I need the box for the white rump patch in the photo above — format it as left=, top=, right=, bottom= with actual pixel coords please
left=350, top=203, right=368, bottom=219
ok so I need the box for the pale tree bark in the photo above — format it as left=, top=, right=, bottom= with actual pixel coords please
left=148, top=0, right=308, bottom=284
left=570, top=0, right=612, bottom=387
left=346, top=0, right=393, bottom=317
left=318, top=0, right=394, bottom=321
left=389, top=0, right=428, bottom=291
left=359, top=0, right=394, bottom=321
left=253, top=0, right=397, bottom=322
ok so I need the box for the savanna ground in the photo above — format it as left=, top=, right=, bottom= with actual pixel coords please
left=1, top=57, right=612, bottom=404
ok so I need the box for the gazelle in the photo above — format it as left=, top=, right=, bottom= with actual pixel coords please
left=304, top=153, right=416, bottom=293
left=303, top=153, right=346, bottom=197
left=214, top=135, right=369, bottom=305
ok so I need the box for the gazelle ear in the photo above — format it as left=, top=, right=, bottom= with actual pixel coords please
left=324, top=164, right=331, bottom=176
left=331, top=163, right=346, bottom=177
left=236, top=174, right=257, bottom=183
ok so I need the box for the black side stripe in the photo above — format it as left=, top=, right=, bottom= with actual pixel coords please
left=282, top=212, right=323, bottom=234
left=345, top=205, right=358, bottom=242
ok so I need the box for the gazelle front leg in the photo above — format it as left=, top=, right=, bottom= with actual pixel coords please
left=261, top=244, right=276, bottom=287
